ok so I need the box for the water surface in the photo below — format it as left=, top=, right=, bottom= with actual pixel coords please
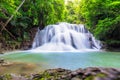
left=0, top=51, right=120, bottom=74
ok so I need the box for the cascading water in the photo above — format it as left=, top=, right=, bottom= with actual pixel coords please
left=31, top=22, right=101, bottom=52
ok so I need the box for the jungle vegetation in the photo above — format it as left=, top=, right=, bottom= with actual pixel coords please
left=0, top=0, right=120, bottom=49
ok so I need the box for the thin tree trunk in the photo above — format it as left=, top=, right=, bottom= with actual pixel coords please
left=0, top=0, right=26, bottom=39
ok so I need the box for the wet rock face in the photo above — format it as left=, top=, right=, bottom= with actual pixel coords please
left=32, top=68, right=72, bottom=80
left=0, top=67, right=120, bottom=80
left=32, top=67, right=120, bottom=80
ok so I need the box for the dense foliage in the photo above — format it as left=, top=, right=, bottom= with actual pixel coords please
left=0, top=0, right=120, bottom=50
left=65, top=0, right=81, bottom=23
left=79, top=0, right=120, bottom=48
left=0, top=0, right=67, bottom=49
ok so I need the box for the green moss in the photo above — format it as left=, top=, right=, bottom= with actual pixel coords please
left=96, top=73, right=107, bottom=78
left=84, top=73, right=106, bottom=80
left=85, top=75, right=94, bottom=80
left=3, top=74, right=12, bottom=80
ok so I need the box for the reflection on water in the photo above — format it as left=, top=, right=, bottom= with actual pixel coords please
left=0, top=51, right=120, bottom=74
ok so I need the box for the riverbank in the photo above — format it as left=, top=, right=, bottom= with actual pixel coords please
left=0, top=40, right=32, bottom=54
left=0, top=27, right=37, bottom=54
left=0, top=67, right=120, bottom=80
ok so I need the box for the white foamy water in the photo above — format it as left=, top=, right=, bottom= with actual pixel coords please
left=31, top=22, right=101, bottom=52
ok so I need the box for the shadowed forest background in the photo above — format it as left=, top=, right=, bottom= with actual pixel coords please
left=0, top=0, right=120, bottom=51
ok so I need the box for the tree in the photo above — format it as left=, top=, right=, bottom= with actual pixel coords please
left=65, top=0, right=81, bottom=23
left=0, top=0, right=66, bottom=42
left=79, top=0, right=120, bottom=48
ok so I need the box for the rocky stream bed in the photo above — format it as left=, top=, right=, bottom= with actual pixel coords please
left=0, top=67, right=120, bottom=80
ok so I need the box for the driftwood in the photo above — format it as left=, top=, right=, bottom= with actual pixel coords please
left=0, top=0, right=26, bottom=39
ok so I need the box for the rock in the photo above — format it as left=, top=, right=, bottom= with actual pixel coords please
left=32, top=74, right=42, bottom=79
left=0, top=43, right=2, bottom=49
left=0, top=58, right=4, bottom=64
left=1, top=67, right=120, bottom=80
left=71, top=77, right=82, bottom=80
left=75, top=68, right=84, bottom=74
left=0, top=75, right=4, bottom=80
left=32, top=68, right=71, bottom=80
left=94, top=77, right=112, bottom=80
left=84, top=67, right=101, bottom=73
left=0, top=52, right=4, bottom=54
left=99, top=68, right=120, bottom=79
left=71, top=71, right=79, bottom=76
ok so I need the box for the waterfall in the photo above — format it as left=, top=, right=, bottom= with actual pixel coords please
left=31, top=22, right=101, bottom=52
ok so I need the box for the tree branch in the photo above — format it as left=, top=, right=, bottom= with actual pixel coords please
left=0, top=0, right=26, bottom=39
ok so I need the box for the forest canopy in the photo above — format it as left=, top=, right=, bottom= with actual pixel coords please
left=0, top=0, right=120, bottom=49
left=79, top=0, right=120, bottom=48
